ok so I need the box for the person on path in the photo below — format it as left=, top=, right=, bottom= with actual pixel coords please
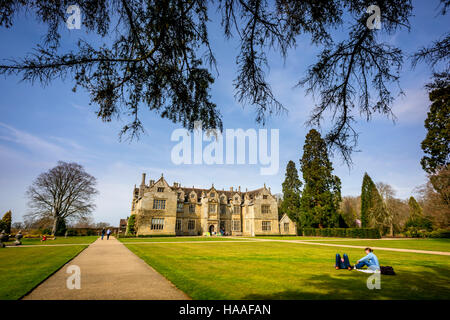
left=106, top=228, right=111, bottom=240
left=101, top=228, right=106, bottom=240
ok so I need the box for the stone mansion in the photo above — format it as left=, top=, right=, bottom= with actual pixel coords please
left=129, top=173, right=296, bottom=236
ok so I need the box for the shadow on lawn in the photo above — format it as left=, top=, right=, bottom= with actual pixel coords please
left=242, top=266, right=450, bottom=300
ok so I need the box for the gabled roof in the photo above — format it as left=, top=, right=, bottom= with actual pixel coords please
left=136, top=173, right=272, bottom=203
left=280, top=213, right=295, bottom=224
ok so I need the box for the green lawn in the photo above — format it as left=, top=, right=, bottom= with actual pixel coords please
left=3, top=236, right=98, bottom=246
left=0, top=245, right=87, bottom=299
left=118, top=236, right=249, bottom=243
left=125, top=240, right=450, bottom=300
left=252, top=236, right=353, bottom=241
left=305, top=239, right=450, bottom=252
left=253, top=237, right=450, bottom=252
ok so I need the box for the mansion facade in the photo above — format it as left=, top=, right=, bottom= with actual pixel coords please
left=129, top=173, right=295, bottom=236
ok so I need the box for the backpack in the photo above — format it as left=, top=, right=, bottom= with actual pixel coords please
left=380, top=266, right=396, bottom=275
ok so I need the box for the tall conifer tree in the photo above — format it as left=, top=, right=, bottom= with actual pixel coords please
left=299, top=129, right=341, bottom=228
left=408, top=196, right=423, bottom=219
left=280, top=161, right=302, bottom=223
left=360, top=173, right=386, bottom=230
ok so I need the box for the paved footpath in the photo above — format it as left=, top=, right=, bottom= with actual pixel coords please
left=23, top=237, right=190, bottom=300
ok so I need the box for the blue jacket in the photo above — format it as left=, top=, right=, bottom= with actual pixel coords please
left=359, top=252, right=380, bottom=270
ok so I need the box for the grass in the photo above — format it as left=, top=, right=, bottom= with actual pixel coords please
left=303, top=239, right=450, bottom=252
left=254, top=236, right=450, bottom=252
left=0, top=245, right=87, bottom=299
left=3, top=236, right=98, bottom=246
left=118, top=236, right=248, bottom=242
left=125, top=239, right=450, bottom=300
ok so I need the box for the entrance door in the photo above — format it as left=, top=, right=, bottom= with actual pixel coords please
left=209, top=224, right=215, bottom=234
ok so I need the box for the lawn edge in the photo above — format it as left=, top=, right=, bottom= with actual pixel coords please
left=17, top=244, right=90, bottom=300
left=121, top=242, right=193, bottom=300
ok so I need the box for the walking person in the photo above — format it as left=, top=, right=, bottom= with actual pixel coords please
left=106, top=228, right=111, bottom=240
left=101, top=228, right=106, bottom=240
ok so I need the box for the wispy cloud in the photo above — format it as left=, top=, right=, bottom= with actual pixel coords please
left=0, top=122, right=66, bottom=155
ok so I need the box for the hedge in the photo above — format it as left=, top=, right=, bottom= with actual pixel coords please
left=404, top=228, right=450, bottom=238
left=299, top=228, right=381, bottom=239
left=66, top=228, right=98, bottom=236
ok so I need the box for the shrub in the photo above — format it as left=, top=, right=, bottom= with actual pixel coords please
left=1, top=211, right=12, bottom=233
left=66, top=229, right=78, bottom=236
left=428, top=229, right=450, bottom=238
left=404, top=216, right=433, bottom=231
left=299, top=228, right=380, bottom=238
left=40, top=227, right=52, bottom=235
left=126, top=215, right=136, bottom=236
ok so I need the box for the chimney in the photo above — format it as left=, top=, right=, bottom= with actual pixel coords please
left=139, top=173, right=146, bottom=197
left=238, top=186, right=241, bottom=192
left=230, top=187, right=233, bottom=192
left=150, top=180, right=155, bottom=186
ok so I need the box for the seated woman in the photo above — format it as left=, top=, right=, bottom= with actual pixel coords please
left=335, top=253, right=353, bottom=270
left=355, top=248, right=380, bottom=272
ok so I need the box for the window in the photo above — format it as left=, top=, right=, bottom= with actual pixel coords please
left=262, top=221, right=271, bottom=231
left=210, top=192, right=215, bottom=198
left=232, top=220, right=241, bottom=232
left=209, top=204, right=216, bottom=214
left=220, top=221, right=226, bottom=232
left=261, top=205, right=270, bottom=214
left=176, top=219, right=182, bottom=231
left=263, top=195, right=268, bottom=199
left=220, top=204, right=226, bottom=215
left=189, top=204, right=195, bottom=213
left=234, top=196, right=239, bottom=201
left=284, top=222, right=289, bottom=232
left=157, top=187, right=164, bottom=192
left=153, top=199, right=166, bottom=210
left=188, top=220, right=195, bottom=230
left=177, top=192, right=181, bottom=198
left=177, top=202, right=184, bottom=212
left=191, top=193, right=195, bottom=198
left=233, top=205, right=240, bottom=214
left=151, top=218, right=164, bottom=230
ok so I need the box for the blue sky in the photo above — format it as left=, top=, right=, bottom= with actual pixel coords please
left=0, top=1, right=447, bottom=225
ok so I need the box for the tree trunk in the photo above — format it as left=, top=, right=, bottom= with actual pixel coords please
left=51, top=216, right=59, bottom=236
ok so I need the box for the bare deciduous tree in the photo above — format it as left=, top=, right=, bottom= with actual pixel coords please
left=25, top=161, right=98, bottom=235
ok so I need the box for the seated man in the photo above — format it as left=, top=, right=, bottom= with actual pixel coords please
left=355, top=248, right=380, bottom=271
left=335, top=253, right=352, bottom=270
